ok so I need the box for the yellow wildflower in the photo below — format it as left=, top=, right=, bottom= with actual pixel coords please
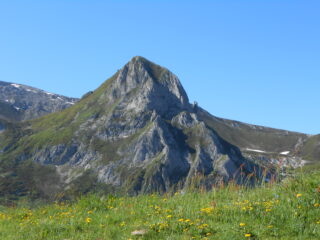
left=200, top=207, right=214, bottom=214
left=245, top=233, right=251, bottom=237
left=296, top=193, right=302, bottom=198
left=198, top=223, right=209, bottom=229
left=239, top=223, right=246, bottom=227
left=85, top=217, right=91, bottom=223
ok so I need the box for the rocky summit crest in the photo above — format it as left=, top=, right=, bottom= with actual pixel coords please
left=100, top=56, right=190, bottom=118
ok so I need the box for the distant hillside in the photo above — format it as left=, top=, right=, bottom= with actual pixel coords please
left=0, top=80, right=78, bottom=121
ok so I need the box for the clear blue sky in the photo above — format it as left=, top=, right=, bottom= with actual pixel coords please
left=0, top=1, right=319, bottom=134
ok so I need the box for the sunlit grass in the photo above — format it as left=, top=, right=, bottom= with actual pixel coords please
left=0, top=169, right=319, bottom=239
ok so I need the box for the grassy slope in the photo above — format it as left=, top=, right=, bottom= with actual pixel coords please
left=198, top=110, right=307, bottom=154
left=302, top=135, right=320, bottom=162
left=0, top=72, right=120, bottom=162
left=0, top=170, right=319, bottom=240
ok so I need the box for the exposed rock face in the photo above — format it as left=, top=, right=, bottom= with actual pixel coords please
left=100, top=56, right=190, bottom=118
left=0, top=56, right=317, bottom=200
left=0, top=81, right=78, bottom=121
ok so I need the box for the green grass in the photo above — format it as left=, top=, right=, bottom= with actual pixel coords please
left=302, top=135, right=320, bottom=161
left=0, top=169, right=320, bottom=240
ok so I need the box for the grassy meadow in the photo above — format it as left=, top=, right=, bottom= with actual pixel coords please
left=0, top=169, right=320, bottom=240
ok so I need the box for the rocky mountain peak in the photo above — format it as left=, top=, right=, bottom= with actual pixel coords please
left=1, top=56, right=314, bottom=200
left=103, top=56, right=191, bottom=118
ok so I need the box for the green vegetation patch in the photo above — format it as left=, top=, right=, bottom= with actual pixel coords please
left=0, top=169, right=320, bottom=239
left=302, top=135, right=320, bottom=162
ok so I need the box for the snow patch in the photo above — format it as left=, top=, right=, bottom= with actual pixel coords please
left=245, top=148, right=266, bottom=153
left=11, top=84, right=21, bottom=88
left=280, top=151, right=290, bottom=155
left=25, top=89, right=37, bottom=93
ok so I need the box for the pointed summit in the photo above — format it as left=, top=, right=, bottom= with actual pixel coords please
left=101, top=56, right=190, bottom=118
left=128, top=56, right=173, bottom=82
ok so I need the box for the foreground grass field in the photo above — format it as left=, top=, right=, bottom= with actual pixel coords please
left=0, top=170, right=320, bottom=240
